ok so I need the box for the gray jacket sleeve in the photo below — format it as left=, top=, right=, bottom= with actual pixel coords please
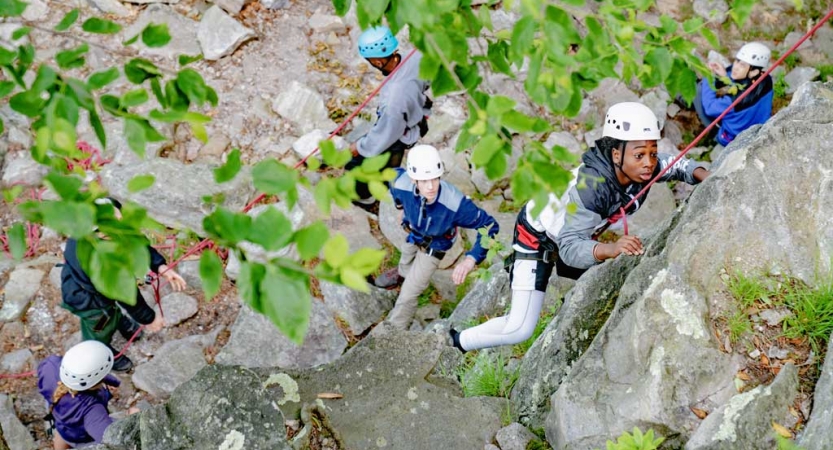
left=356, top=97, right=407, bottom=158
left=656, top=153, right=706, bottom=184
left=554, top=187, right=604, bottom=269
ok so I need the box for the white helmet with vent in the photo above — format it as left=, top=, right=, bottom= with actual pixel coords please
left=60, top=340, right=113, bottom=391
left=602, top=102, right=661, bottom=141
left=736, top=42, right=771, bottom=68
left=406, top=145, right=444, bottom=180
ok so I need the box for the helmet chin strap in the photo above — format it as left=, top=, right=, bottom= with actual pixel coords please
left=614, top=142, right=643, bottom=185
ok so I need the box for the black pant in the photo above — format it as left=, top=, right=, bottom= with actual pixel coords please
left=345, top=140, right=410, bottom=201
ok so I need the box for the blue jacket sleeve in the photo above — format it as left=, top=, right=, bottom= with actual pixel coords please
left=701, top=78, right=733, bottom=118
left=83, top=403, right=114, bottom=443
left=454, top=199, right=498, bottom=264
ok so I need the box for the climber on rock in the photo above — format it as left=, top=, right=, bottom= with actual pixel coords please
left=60, top=197, right=187, bottom=372
left=347, top=25, right=433, bottom=216
left=37, top=340, right=140, bottom=449
left=694, top=42, right=773, bottom=148
left=373, top=145, right=498, bottom=330
left=450, top=102, right=710, bottom=352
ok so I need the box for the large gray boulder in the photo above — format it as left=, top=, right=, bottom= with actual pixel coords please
left=216, top=301, right=347, bottom=369
left=799, top=335, right=833, bottom=449
left=686, top=364, right=798, bottom=450
left=259, top=331, right=507, bottom=449
left=0, top=267, right=44, bottom=322
left=320, top=281, right=397, bottom=335
left=136, top=365, right=290, bottom=450
left=0, top=394, right=35, bottom=450
left=534, top=82, right=833, bottom=448
left=101, top=158, right=255, bottom=235
left=132, top=332, right=217, bottom=398
left=448, top=263, right=510, bottom=326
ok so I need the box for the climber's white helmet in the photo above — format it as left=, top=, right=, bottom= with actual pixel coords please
left=406, top=145, right=444, bottom=181
left=736, top=42, right=771, bottom=68
left=60, top=340, right=114, bottom=391
left=602, top=102, right=661, bottom=141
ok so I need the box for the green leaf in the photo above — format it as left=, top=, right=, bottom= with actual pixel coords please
left=7, top=223, right=26, bottom=260
left=333, top=0, right=351, bottom=15
left=55, top=43, right=88, bottom=69
left=85, top=241, right=138, bottom=305
left=9, top=90, right=46, bottom=118
left=40, top=201, right=95, bottom=238
left=199, top=251, right=223, bottom=301
left=141, top=23, right=171, bottom=48
left=319, top=139, right=351, bottom=168
left=0, top=80, right=15, bottom=98
left=237, top=260, right=265, bottom=309
left=124, top=58, right=161, bottom=84
left=501, top=110, right=550, bottom=133
left=323, top=234, right=349, bottom=269
left=293, top=221, right=328, bottom=260
left=44, top=172, right=83, bottom=200
left=66, top=78, right=94, bottom=110
left=81, top=17, right=122, bottom=34
left=203, top=208, right=253, bottom=245
left=368, top=180, right=390, bottom=202
left=0, top=0, right=28, bottom=17
left=730, top=0, right=756, bottom=26
left=55, top=9, right=80, bottom=31
left=124, top=118, right=147, bottom=156
left=471, top=134, right=503, bottom=167
left=150, top=77, right=166, bottom=107
left=50, top=118, right=77, bottom=154
left=487, top=41, right=512, bottom=75
left=120, top=89, right=149, bottom=108
left=88, top=67, right=120, bottom=90
left=360, top=152, right=391, bottom=173
left=252, top=159, right=299, bottom=195
left=682, top=17, right=704, bottom=33
left=122, top=34, right=139, bottom=46
left=700, top=27, right=719, bottom=49
left=659, top=15, right=678, bottom=34
left=359, top=0, right=390, bottom=22
left=176, top=68, right=211, bottom=107
left=345, top=247, right=386, bottom=275
left=11, top=26, right=29, bottom=40
left=214, top=148, right=241, bottom=183
left=127, top=174, right=155, bottom=192
left=31, top=65, right=57, bottom=93
left=248, top=206, right=293, bottom=251
left=259, top=265, right=311, bottom=344
left=89, top=109, right=106, bottom=149
left=486, top=95, right=517, bottom=116
left=0, top=46, right=16, bottom=65
left=340, top=266, right=368, bottom=292
left=643, top=47, right=673, bottom=88
left=178, top=54, right=203, bottom=66
left=50, top=93, right=80, bottom=126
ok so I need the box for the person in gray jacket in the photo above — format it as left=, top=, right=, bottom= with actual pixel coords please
left=348, top=25, right=432, bottom=215
left=450, top=102, right=710, bottom=352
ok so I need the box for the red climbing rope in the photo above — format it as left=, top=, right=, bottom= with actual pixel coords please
left=618, top=7, right=833, bottom=235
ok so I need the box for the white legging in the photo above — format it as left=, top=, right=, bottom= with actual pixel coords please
left=458, top=290, right=545, bottom=351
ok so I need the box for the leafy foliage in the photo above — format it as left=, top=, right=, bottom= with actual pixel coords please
left=458, top=351, right=519, bottom=398
left=602, top=428, right=665, bottom=450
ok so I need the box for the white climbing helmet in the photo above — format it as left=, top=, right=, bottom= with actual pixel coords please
left=736, top=42, right=771, bottom=68
left=406, top=145, right=444, bottom=181
left=602, top=102, right=661, bottom=141
left=60, top=340, right=113, bottom=391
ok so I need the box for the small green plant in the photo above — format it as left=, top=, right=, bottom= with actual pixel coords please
left=727, top=309, right=753, bottom=343
left=726, top=270, right=770, bottom=309
left=781, top=275, right=833, bottom=354
left=417, top=284, right=439, bottom=307
left=601, top=428, right=665, bottom=450
left=817, top=64, right=833, bottom=82
left=776, top=434, right=806, bottom=449
left=773, top=72, right=789, bottom=99
left=527, top=427, right=553, bottom=449
left=459, top=352, right=519, bottom=398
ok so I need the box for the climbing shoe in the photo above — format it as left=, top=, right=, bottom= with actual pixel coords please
left=374, top=268, right=404, bottom=289
left=112, top=355, right=134, bottom=372
left=118, top=316, right=144, bottom=341
left=352, top=199, right=379, bottom=217
left=449, top=328, right=466, bottom=353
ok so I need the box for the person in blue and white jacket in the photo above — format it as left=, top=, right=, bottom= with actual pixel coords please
left=695, top=42, right=773, bottom=147
left=451, top=102, right=710, bottom=352
left=375, top=145, right=498, bottom=330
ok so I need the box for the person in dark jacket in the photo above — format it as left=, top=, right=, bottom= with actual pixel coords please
left=37, top=340, right=138, bottom=449
left=450, top=102, right=710, bottom=352
left=695, top=42, right=773, bottom=147
left=376, top=145, right=498, bottom=329
left=61, top=198, right=186, bottom=371
left=347, top=25, right=433, bottom=216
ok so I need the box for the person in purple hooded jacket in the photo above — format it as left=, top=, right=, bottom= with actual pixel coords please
left=37, top=340, right=137, bottom=449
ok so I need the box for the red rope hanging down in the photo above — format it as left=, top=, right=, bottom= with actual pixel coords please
left=618, top=7, right=833, bottom=235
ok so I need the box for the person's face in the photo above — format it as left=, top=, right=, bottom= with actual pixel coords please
left=416, top=177, right=440, bottom=203
left=365, top=54, right=398, bottom=75
left=731, top=60, right=756, bottom=80
left=613, top=140, right=659, bottom=184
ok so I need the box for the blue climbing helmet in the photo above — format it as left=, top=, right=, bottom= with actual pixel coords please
left=358, top=26, right=398, bottom=59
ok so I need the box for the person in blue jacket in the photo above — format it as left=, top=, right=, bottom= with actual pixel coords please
left=375, top=145, right=498, bottom=329
left=347, top=26, right=433, bottom=216
left=695, top=42, right=773, bottom=147
left=38, top=340, right=139, bottom=449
